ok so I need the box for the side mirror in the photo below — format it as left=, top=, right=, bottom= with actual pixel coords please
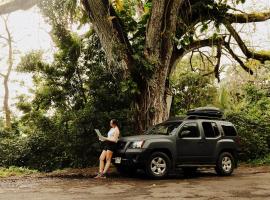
left=179, top=130, right=191, bottom=138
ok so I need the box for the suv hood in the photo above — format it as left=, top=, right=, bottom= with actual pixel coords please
left=120, top=134, right=169, bottom=142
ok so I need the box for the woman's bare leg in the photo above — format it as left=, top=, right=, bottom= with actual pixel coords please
left=99, top=150, right=107, bottom=173
left=103, top=150, right=113, bottom=174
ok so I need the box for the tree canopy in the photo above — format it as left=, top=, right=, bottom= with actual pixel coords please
left=77, top=0, right=270, bottom=131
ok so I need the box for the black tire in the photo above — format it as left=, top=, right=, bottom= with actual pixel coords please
left=115, top=165, right=137, bottom=176
left=145, top=152, right=171, bottom=179
left=182, top=167, right=198, bottom=176
left=215, top=152, right=235, bottom=176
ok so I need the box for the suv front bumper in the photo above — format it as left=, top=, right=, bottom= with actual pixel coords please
left=112, top=148, right=151, bottom=168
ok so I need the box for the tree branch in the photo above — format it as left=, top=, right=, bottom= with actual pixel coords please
left=0, top=72, right=6, bottom=78
left=144, top=0, right=166, bottom=60
left=169, top=36, right=225, bottom=76
left=224, top=42, right=253, bottom=75
left=81, top=0, right=134, bottom=74
left=215, top=44, right=222, bottom=82
left=145, top=0, right=184, bottom=64
left=226, top=11, right=270, bottom=23
left=161, top=0, right=184, bottom=64
left=172, top=37, right=226, bottom=63
left=0, top=35, right=9, bottom=41
left=0, top=0, right=39, bottom=15
left=2, top=16, right=13, bottom=78
left=224, top=21, right=270, bottom=63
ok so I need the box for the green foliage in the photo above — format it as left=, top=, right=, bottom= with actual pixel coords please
left=0, top=166, right=38, bottom=178
left=11, top=24, right=135, bottom=171
left=0, top=136, right=29, bottom=167
left=110, top=0, right=154, bottom=78
left=171, top=72, right=217, bottom=115
left=1, top=0, right=269, bottom=172
left=17, top=50, right=45, bottom=73
left=171, top=55, right=270, bottom=161
left=39, top=0, right=83, bottom=27
left=170, top=54, right=218, bottom=115
left=225, top=84, right=270, bottom=160
left=4, top=0, right=137, bottom=172
left=247, top=154, right=270, bottom=166
left=217, top=87, right=232, bottom=110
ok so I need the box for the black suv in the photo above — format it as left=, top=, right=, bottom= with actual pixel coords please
left=113, top=108, right=241, bottom=178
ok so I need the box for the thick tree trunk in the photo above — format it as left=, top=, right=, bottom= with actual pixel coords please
left=135, top=0, right=183, bottom=132
left=135, top=74, right=172, bottom=132
left=82, top=0, right=182, bottom=133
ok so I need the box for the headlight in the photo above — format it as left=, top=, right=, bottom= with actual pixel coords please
left=129, top=140, right=145, bottom=149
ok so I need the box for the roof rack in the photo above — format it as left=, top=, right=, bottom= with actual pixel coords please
left=184, top=115, right=225, bottom=120
left=167, top=116, right=185, bottom=121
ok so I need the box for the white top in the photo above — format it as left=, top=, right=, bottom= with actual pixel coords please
left=107, top=128, right=115, bottom=138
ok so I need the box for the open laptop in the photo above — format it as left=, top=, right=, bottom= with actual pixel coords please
left=94, top=129, right=106, bottom=141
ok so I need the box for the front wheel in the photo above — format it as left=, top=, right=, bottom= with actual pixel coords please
left=215, top=152, right=235, bottom=176
left=145, top=152, right=171, bottom=179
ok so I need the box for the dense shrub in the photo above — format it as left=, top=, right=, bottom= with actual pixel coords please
left=226, top=112, right=270, bottom=160
left=225, top=84, right=270, bottom=160
left=10, top=32, right=135, bottom=171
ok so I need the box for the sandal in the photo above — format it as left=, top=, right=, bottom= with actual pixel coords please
left=94, top=172, right=102, bottom=178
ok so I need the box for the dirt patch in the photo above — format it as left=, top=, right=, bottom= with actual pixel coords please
left=0, top=165, right=269, bottom=200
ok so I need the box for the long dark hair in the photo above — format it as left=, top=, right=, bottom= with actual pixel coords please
left=111, top=119, right=119, bottom=127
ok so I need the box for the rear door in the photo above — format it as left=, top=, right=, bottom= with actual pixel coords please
left=201, top=121, right=221, bottom=163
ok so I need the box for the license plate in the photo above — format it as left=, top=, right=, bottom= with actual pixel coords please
left=115, top=157, right=121, bottom=164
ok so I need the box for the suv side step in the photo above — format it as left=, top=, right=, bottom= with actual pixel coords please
left=176, top=164, right=216, bottom=168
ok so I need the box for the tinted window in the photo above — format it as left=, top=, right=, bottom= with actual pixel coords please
left=146, top=122, right=182, bottom=135
left=212, top=122, right=220, bottom=136
left=222, top=125, right=237, bottom=136
left=202, top=122, right=220, bottom=138
left=180, top=123, right=200, bottom=138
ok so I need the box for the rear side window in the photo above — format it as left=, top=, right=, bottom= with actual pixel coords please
left=222, top=125, right=237, bottom=136
left=202, top=122, right=220, bottom=138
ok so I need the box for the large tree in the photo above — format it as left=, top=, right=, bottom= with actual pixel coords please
left=2, top=0, right=270, bottom=132
left=79, top=0, right=270, bottom=132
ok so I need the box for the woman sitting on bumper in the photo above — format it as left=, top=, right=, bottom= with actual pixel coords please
left=95, top=119, right=120, bottom=178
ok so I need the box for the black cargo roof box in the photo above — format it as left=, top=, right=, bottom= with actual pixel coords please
left=187, top=107, right=223, bottom=118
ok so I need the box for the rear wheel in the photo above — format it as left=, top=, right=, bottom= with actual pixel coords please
left=145, top=152, right=171, bottom=179
left=215, top=152, right=235, bottom=176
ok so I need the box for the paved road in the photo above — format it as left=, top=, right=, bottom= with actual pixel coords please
left=0, top=166, right=269, bottom=200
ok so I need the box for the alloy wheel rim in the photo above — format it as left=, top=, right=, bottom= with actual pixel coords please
left=222, top=156, right=232, bottom=172
left=150, top=157, right=167, bottom=175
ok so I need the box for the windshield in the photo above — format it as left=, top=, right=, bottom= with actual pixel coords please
left=145, top=122, right=182, bottom=135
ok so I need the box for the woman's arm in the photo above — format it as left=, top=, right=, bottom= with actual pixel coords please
left=105, top=129, right=120, bottom=143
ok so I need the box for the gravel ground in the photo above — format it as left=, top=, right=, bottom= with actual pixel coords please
left=0, top=165, right=269, bottom=200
